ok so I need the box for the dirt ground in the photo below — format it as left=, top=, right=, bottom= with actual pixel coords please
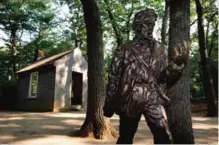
left=0, top=111, right=218, bottom=145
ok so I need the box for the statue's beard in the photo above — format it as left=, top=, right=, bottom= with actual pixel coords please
left=142, top=32, right=153, bottom=38
left=138, top=26, right=153, bottom=38
left=133, top=27, right=154, bottom=42
left=137, top=31, right=153, bottom=40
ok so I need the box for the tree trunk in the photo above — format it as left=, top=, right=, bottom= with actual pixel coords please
left=34, top=47, right=39, bottom=62
left=10, top=29, right=17, bottom=81
left=161, top=0, right=169, bottom=45
left=75, top=38, right=79, bottom=48
left=195, top=0, right=218, bottom=117
left=205, top=20, right=210, bottom=48
left=80, top=0, right=117, bottom=139
left=125, top=10, right=133, bottom=42
left=66, top=0, right=81, bottom=49
left=33, top=30, right=42, bottom=62
left=167, top=0, right=195, bottom=143
left=103, top=0, right=123, bottom=46
left=209, top=24, right=218, bottom=58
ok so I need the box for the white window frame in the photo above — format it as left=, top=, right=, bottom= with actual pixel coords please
left=28, top=71, right=39, bottom=98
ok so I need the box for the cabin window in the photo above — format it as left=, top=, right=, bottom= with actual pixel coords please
left=28, top=72, right=39, bottom=98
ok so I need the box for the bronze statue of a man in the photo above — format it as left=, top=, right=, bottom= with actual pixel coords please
left=103, top=8, right=188, bottom=144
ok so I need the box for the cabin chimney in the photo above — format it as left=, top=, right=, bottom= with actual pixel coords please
left=37, top=49, right=45, bottom=60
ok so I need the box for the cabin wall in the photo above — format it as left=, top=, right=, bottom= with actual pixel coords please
left=53, top=53, right=73, bottom=112
left=16, top=67, right=56, bottom=111
left=72, top=48, right=88, bottom=110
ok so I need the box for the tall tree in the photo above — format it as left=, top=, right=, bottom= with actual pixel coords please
left=103, top=0, right=123, bottom=46
left=166, top=0, right=195, bottom=143
left=80, top=0, right=116, bottom=139
left=195, top=0, right=217, bottom=116
left=64, top=0, right=86, bottom=49
left=161, top=0, right=169, bottom=45
left=0, top=0, right=55, bottom=79
left=189, top=0, right=218, bottom=101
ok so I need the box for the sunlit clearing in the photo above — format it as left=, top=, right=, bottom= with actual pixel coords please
left=41, top=125, right=65, bottom=130
left=192, top=117, right=215, bottom=121
left=0, top=124, right=21, bottom=128
left=193, top=123, right=218, bottom=130
left=61, top=119, right=82, bottom=126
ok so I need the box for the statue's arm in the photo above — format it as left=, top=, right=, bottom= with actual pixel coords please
left=103, top=46, right=125, bottom=117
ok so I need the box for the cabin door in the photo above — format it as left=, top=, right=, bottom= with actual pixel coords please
left=71, top=71, right=83, bottom=105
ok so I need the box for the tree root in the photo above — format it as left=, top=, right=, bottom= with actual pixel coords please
left=80, top=117, right=117, bottom=139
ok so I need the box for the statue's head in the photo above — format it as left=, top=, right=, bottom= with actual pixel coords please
left=132, top=8, right=157, bottom=39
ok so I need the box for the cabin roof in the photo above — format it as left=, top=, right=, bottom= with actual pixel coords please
left=17, top=49, right=73, bottom=73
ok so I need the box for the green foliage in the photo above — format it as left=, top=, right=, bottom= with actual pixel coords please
left=55, top=0, right=87, bottom=56
left=0, top=0, right=217, bottom=96
left=0, top=48, right=11, bottom=83
left=189, top=0, right=218, bottom=99
left=0, top=0, right=58, bottom=82
left=0, top=0, right=55, bottom=38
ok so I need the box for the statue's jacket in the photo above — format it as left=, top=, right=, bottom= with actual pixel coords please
left=104, top=39, right=185, bottom=117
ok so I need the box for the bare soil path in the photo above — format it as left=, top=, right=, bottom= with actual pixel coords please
left=0, top=111, right=218, bottom=144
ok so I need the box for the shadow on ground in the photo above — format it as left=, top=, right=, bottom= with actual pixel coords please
left=0, top=111, right=218, bottom=145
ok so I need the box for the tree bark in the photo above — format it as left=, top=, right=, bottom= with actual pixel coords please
left=167, top=0, right=195, bottom=143
left=209, top=25, right=218, bottom=58
left=161, top=0, right=169, bottom=45
left=66, top=0, right=81, bottom=49
left=10, top=28, right=18, bottom=80
left=33, top=32, right=42, bottom=62
left=205, top=20, right=210, bottom=48
left=80, top=0, right=117, bottom=139
left=195, top=0, right=218, bottom=117
left=103, top=0, right=123, bottom=46
left=125, top=10, right=133, bottom=42
left=34, top=47, right=39, bottom=62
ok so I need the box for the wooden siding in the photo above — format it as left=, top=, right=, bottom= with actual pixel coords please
left=16, top=66, right=56, bottom=111
left=16, top=48, right=88, bottom=112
